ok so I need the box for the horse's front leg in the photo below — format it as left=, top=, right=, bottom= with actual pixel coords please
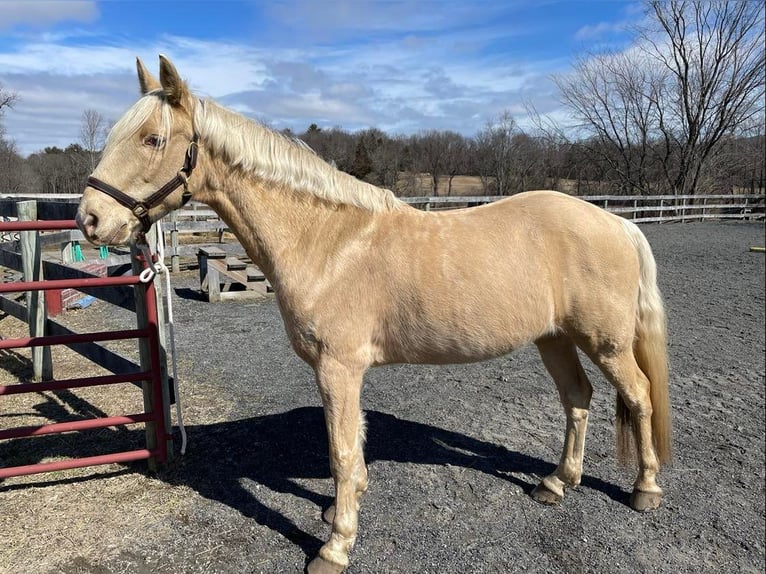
left=307, top=357, right=368, bottom=574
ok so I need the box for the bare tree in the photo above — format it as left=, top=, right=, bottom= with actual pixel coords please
left=0, top=82, right=19, bottom=145
left=555, top=50, right=662, bottom=194
left=507, top=133, right=545, bottom=192
left=475, top=111, right=523, bottom=195
left=0, top=138, right=28, bottom=193
left=80, top=109, right=108, bottom=171
left=0, top=82, right=18, bottom=115
left=300, top=124, right=358, bottom=174
left=524, top=101, right=576, bottom=192
left=364, top=129, right=406, bottom=190
left=703, top=125, right=765, bottom=194
left=441, top=132, right=468, bottom=196
left=554, top=0, right=765, bottom=195
left=0, top=83, right=23, bottom=193
left=411, top=130, right=452, bottom=195
left=643, top=0, right=765, bottom=195
left=27, top=144, right=90, bottom=195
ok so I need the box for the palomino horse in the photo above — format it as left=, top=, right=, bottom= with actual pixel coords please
left=77, top=56, right=672, bottom=574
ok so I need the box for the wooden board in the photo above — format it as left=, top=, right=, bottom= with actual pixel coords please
left=198, top=246, right=226, bottom=259
left=226, top=256, right=246, bottom=270
left=205, top=258, right=272, bottom=302
left=246, top=266, right=264, bottom=282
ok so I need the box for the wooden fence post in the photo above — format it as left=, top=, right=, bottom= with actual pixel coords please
left=131, top=225, right=174, bottom=467
left=17, top=200, right=53, bottom=381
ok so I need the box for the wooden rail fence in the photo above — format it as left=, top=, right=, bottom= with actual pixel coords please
left=2, top=192, right=763, bottom=272
left=404, top=193, right=765, bottom=222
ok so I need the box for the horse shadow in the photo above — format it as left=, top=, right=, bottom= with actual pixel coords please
left=158, top=407, right=630, bottom=559
left=1, top=404, right=629, bottom=562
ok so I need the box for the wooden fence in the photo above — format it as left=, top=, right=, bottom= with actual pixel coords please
left=405, top=193, right=765, bottom=222
left=2, top=192, right=763, bottom=271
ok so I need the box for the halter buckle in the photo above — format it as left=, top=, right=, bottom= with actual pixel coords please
left=132, top=203, right=149, bottom=219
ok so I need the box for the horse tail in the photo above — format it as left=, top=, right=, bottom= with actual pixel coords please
left=617, top=220, right=672, bottom=466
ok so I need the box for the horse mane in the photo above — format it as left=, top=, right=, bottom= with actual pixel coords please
left=103, top=89, right=173, bottom=154
left=193, top=99, right=404, bottom=213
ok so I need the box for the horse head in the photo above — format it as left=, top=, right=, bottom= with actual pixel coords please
left=77, top=55, right=198, bottom=245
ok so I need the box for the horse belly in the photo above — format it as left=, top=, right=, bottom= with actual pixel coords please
left=370, top=212, right=557, bottom=365
left=378, top=277, right=555, bottom=365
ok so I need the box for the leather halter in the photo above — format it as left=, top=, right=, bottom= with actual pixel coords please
left=86, top=134, right=199, bottom=233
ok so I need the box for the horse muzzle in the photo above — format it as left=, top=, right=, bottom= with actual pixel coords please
left=76, top=194, right=138, bottom=247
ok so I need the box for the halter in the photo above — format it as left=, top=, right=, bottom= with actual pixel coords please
left=86, top=134, right=199, bottom=233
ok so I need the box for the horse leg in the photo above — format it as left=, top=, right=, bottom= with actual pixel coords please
left=531, top=336, right=593, bottom=505
left=591, top=347, right=663, bottom=511
left=307, top=358, right=368, bottom=574
left=322, top=436, right=368, bottom=524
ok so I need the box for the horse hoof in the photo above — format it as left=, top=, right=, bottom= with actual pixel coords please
left=306, top=556, right=345, bottom=574
left=322, top=504, right=336, bottom=524
left=630, top=489, right=662, bottom=511
left=531, top=482, right=563, bottom=505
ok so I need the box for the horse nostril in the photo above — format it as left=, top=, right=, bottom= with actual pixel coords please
left=81, top=213, right=98, bottom=238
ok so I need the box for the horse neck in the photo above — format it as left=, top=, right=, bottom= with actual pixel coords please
left=196, top=155, right=376, bottom=294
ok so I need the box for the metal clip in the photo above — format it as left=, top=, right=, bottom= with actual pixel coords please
left=132, top=203, right=149, bottom=219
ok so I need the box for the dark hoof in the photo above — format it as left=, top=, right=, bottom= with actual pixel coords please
left=306, top=555, right=345, bottom=574
left=531, top=482, right=563, bottom=506
left=630, top=489, right=662, bottom=511
left=322, top=504, right=336, bottom=524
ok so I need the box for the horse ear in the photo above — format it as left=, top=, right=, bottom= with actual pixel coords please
left=136, top=58, right=161, bottom=94
left=158, top=54, right=190, bottom=107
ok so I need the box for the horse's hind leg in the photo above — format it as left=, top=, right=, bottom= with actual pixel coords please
left=307, top=357, right=368, bottom=574
left=590, top=347, right=663, bottom=511
left=532, top=335, right=593, bottom=505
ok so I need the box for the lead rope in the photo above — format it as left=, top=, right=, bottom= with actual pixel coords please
left=137, top=220, right=188, bottom=455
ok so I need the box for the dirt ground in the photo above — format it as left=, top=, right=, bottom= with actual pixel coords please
left=1, top=220, right=764, bottom=574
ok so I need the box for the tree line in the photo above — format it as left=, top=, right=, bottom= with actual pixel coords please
left=1, top=0, right=763, bottom=198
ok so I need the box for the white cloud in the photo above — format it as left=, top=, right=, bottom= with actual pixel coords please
left=574, top=21, right=626, bottom=41
left=0, top=13, right=571, bottom=156
left=0, top=43, right=135, bottom=75
left=573, top=3, right=647, bottom=42
left=0, top=1, right=98, bottom=30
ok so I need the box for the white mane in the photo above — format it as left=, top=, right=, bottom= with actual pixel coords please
left=192, top=99, right=404, bottom=213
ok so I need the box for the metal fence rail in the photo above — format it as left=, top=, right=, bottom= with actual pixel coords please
left=0, top=219, right=169, bottom=480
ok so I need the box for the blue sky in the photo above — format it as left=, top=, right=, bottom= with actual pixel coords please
left=0, top=0, right=644, bottom=156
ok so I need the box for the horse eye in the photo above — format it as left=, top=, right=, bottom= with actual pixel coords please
left=143, top=134, right=165, bottom=149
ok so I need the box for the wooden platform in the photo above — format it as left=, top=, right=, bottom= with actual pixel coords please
left=197, top=247, right=272, bottom=302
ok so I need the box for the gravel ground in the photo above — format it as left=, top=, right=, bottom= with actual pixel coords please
left=2, top=220, right=764, bottom=574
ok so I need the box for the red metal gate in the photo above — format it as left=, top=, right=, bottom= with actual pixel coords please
left=0, top=219, right=168, bottom=479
